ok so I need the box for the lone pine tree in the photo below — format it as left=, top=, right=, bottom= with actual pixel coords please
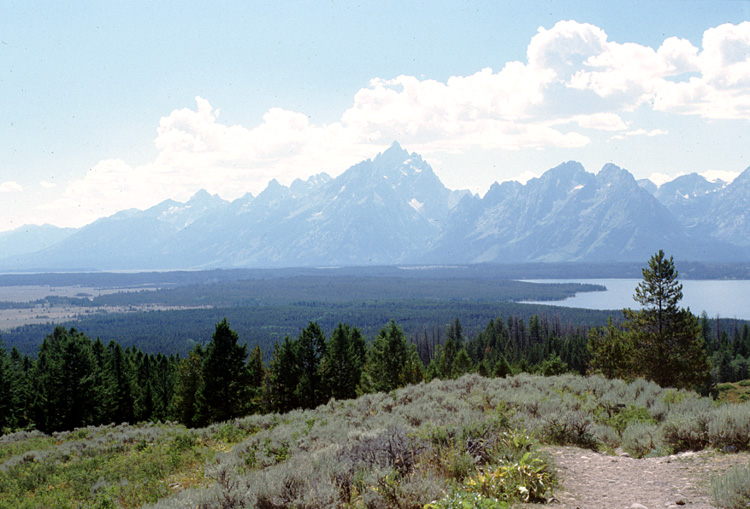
left=625, top=250, right=711, bottom=392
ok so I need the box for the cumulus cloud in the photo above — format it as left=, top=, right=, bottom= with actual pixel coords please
left=701, top=169, right=740, bottom=183
left=0, top=181, right=22, bottom=193
left=39, top=181, right=57, bottom=189
left=39, top=20, right=750, bottom=227
left=39, top=97, right=380, bottom=226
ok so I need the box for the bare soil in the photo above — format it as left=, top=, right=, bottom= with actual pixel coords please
left=546, top=446, right=750, bottom=509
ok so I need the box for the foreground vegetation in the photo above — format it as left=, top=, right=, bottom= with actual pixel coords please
left=2, top=373, right=750, bottom=508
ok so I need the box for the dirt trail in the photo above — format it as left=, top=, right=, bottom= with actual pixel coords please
left=546, top=446, right=749, bottom=509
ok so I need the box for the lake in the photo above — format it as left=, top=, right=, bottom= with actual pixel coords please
left=522, top=279, right=750, bottom=320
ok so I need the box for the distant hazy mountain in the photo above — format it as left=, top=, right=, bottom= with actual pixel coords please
left=647, top=169, right=750, bottom=247
left=2, top=144, right=748, bottom=271
left=0, top=224, right=76, bottom=261
left=427, top=162, right=713, bottom=263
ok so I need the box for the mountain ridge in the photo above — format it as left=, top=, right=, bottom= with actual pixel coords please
left=2, top=145, right=749, bottom=270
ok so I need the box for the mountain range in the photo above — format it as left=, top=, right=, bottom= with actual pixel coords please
left=2, top=142, right=749, bottom=271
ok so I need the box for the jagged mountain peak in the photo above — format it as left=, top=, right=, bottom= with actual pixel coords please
left=188, top=188, right=217, bottom=202
left=3, top=145, right=749, bottom=270
left=655, top=173, right=721, bottom=201
left=370, top=142, right=429, bottom=176
left=597, top=163, right=638, bottom=187
left=290, top=172, right=331, bottom=197
left=374, top=141, right=409, bottom=162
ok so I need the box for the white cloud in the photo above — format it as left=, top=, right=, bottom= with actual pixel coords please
left=654, top=22, right=750, bottom=119
left=32, top=20, right=750, bottom=228
left=572, top=113, right=628, bottom=131
left=39, top=181, right=57, bottom=189
left=648, top=172, right=680, bottom=187
left=0, top=181, right=22, bottom=193
left=38, top=97, right=380, bottom=227
left=701, top=169, right=740, bottom=183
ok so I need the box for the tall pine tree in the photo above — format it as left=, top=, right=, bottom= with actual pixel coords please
left=294, top=322, right=327, bottom=409
left=196, top=319, right=251, bottom=425
left=624, top=250, right=711, bottom=392
left=320, top=322, right=366, bottom=400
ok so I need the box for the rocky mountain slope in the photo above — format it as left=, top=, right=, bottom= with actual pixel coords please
left=2, top=143, right=748, bottom=270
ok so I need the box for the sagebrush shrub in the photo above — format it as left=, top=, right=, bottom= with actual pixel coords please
left=710, top=459, right=750, bottom=509
left=622, top=422, right=661, bottom=458
left=708, top=404, right=750, bottom=451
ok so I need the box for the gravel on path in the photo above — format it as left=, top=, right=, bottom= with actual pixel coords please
left=545, top=446, right=750, bottom=509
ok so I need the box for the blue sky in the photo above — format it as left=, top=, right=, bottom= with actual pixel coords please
left=2, top=1, right=749, bottom=231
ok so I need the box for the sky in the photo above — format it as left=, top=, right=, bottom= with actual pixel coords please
left=2, top=0, right=750, bottom=232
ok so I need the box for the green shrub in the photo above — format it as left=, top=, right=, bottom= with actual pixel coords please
left=622, top=422, right=662, bottom=458
left=661, top=414, right=710, bottom=452
left=591, top=423, right=621, bottom=450
left=711, top=460, right=750, bottom=508
left=461, top=452, right=554, bottom=504
left=708, top=405, right=750, bottom=451
left=426, top=491, right=509, bottom=508
left=606, top=405, right=657, bottom=435
left=540, top=411, right=596, bottom=449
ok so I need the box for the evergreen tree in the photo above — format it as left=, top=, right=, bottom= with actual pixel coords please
left=624, top=250, right=712, bottom=392
left=446, top=318, right=464, bottom=346
left=151, top=353, right=175, bottom=421
left=264, top=336, right=300, bottom=413
left=246, top=344, right=265, bottom=414
left=451, top=349, right=473, bottom=378
left=320, top=322, right=366, bottom=401
left=0, top=339, right=13, bottom=431
left=492, top=353, right=511, bottom=378
left=366, top=320, right=423, bottom=392
left=588, top=317, right=634, bottom=380
left=90, top=338, right=109, bottom=425
left=196, top=318, right=251, bottom=425
left=30, top=327, right=97, bottom=432
left=172, top=345, right=203, bottom=427
left=105, top=341, right=135, bottom=424
left=294, top=321, right=327, bottom=409
left=132, top=350, right=155, bottom=422
left=8, top=347, right=31, bottom=430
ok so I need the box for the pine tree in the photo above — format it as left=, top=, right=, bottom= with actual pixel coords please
left=624, top=250, right=712, bottom=392
left=30, top=327, right=97, bottom=432
left=366, top=320, right=423, bottom=392
left=264, top=336, right=300, bottom=413
left=105, top=341, right=135, bottom=424
left=0, top=339, right=13, bottom=431
left=133, top=351, right=155, bottom=422
left=246, top=344, right=265, bottom=414
left=451, top=349, right=473, bottom=378
left=8, top=347, right=31, bottom=430
left=436, top=336, right=457, bottom=379
left=588, top=317, right=634, bottom=380
left=196, top=319, right=251, bottom=425
left=492, top=353, right=511, bottom=378
left=320, top=322, right=366, bottom=401
left=172, top=345, right=203, bottom=427
left=294, top=321, right=327, bottom=409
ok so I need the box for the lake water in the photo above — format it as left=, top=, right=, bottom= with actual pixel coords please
left=521, top=279, right=750, bottom=320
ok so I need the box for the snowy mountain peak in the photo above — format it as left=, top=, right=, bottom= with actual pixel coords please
left=3, top=146, right=749, bottom=270
left=372, top=141, right=412, bottom=169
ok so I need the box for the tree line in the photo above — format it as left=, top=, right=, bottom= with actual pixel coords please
left=0, top=309, right=596, bottom=434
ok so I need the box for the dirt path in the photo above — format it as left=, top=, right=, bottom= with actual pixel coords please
left=546, top=446, right=750, bottom=509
